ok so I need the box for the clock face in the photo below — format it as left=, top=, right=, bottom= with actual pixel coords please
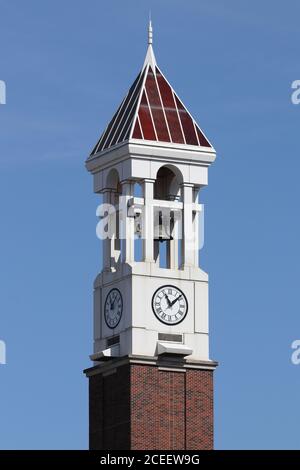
left=152, top=285, right=188, bottom=325
left=104, top=288, right=123, bottom=329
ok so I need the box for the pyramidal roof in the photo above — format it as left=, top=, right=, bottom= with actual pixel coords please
left=90, top=22, right=212, bottom=158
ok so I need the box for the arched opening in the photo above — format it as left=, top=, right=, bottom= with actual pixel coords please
left=154, top=165, right=182, bottom=201
left=106, top=168, right=122, bottom=204
left=106, top=168, right=120, bottom=190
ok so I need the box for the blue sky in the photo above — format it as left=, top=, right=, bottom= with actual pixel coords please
left=1, top=0, right=300, bottom=450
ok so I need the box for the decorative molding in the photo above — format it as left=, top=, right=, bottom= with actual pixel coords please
left=84, top=354, right=218, bottom=377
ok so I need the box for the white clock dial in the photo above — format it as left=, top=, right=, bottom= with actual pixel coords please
left=104, top=288, right=123, bottom=329
left=152, top=285, right=188, bottom=325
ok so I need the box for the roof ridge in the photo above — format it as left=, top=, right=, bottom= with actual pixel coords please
left=129, top=64, right=150, bottom=141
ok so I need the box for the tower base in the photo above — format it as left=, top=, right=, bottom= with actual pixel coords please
left=84, top=355, right=217, bottom=450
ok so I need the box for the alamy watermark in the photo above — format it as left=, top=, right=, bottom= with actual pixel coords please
left=0, top=80, right=6, bottom=104
left=291, top=80, right=300, bottom=104
left=96, top=198, right=205, bottom=250
left=291, top=340, right=300, bottom=365
left=0, top=340, right=6, bottom=365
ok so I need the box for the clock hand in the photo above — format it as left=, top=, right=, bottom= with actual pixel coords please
left=164, top=293, right=172, bottom=307
left=110, top=295, right=116, bottom=310
left=170, top=294, right=182, bottom=307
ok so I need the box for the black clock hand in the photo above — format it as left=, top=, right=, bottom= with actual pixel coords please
left=110, top=295, right=116, bottom=310
left=164, top=293, right=172, bottom=307
left=111, top=296, right=117, bottom=309
left=170, top=294, right=182, bottom=307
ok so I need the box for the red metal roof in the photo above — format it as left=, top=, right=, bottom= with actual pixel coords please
left=90, top=44, right=212, bottom=157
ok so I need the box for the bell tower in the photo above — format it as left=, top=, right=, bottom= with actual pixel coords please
left=84, top=23, right=218, bottom=451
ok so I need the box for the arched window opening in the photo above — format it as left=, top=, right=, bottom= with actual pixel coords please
left=154, top=166, right=182, bottom=201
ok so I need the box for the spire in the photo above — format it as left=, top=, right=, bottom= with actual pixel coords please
left=143, top=19, right=156, bottom=69
left=148, top=18, right=153, bottom=45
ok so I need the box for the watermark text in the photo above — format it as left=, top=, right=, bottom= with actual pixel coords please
left=0, top=340, right=6, bottom=365
left=291, top=80, right=300, bottom=104
left=0, top=80, right=6, bottom=105
left=291, top=340, right=300, bottom=365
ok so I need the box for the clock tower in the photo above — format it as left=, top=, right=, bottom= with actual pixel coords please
left=84, top=23, right=218, bottom=450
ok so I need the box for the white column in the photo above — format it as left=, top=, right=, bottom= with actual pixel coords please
left=120, top=180, right=135, bottom=264
left=181, top=183, right=196, bottom=268
left=168, top=211, right=179, bottom=269
left=193, top=187, right=200, bottom=268
left=143, top=179, right=155, bottom=263
left=102, top=189, right=113, bottom=271
left=109, top=189, right=120, bottom=267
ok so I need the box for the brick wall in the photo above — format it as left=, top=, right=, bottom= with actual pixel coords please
left=88, top=362, right=214, bottom=450
left=185, top=369, right=214, bottom=450
left=131, top=365, right=213, bottom=450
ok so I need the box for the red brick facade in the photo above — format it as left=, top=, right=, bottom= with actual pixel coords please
left=88, top=360, right=214, bottom=450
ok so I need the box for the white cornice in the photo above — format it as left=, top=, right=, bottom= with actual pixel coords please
left=86, top=139, right=216, bottom=174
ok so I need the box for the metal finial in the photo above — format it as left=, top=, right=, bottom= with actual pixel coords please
left=148, top=19, right=153, bottom=45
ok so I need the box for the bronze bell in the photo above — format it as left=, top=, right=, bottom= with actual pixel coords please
left=154, top=210, right=174, bottom=242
